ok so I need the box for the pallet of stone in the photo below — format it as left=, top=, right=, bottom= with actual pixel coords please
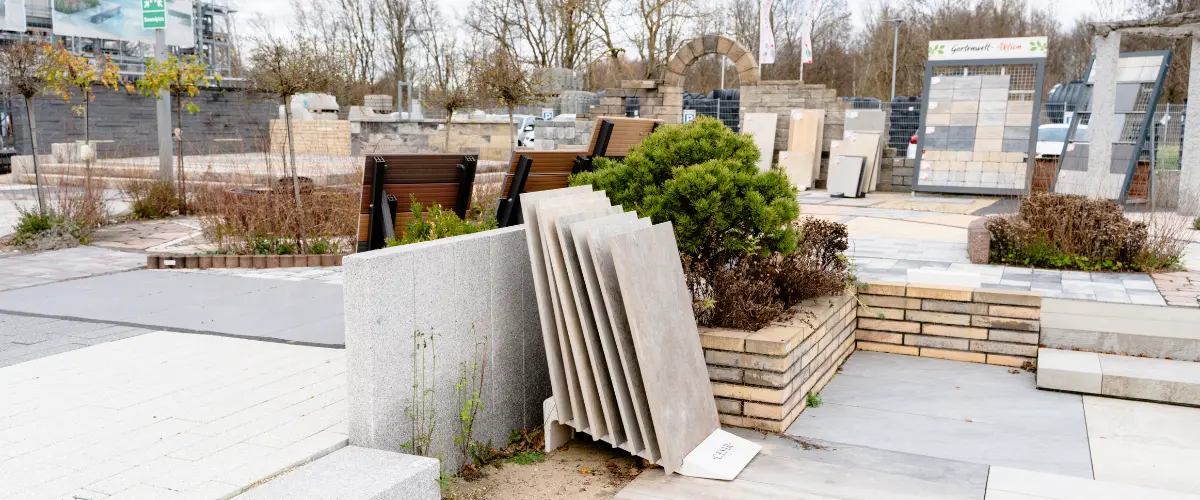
left=522, top=186, right=761, bottom=480
left=354, top=154, right=477, bottom=252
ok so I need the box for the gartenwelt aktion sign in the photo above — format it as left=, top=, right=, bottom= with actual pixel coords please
left=928, top=37, right=1048, bottom=61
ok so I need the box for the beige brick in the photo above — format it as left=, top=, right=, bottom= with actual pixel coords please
left=988, top=305, right=1041, bottom=320
left=922, top=323, right=989, bottom=339
left=922, top=299, right=988, bottom=315
left=857, top=341, right=919, bottom=356
left=987, top=354, right=1032, bottom=368
left=972, top=315, right=1040, bottom=332
left=699, top=327, right=751, bottom=352
left=968, top=340, right=1038, bottom=357
left=857, top=318, right=921, bottom=334
left=710, top=382, right=786, bottom=404
left=904, top=334, right=970, bottom=350
left=743, top=401, right=787, bottom=420
left=743, top=369, right=788, bottom=388
left=708, top=365, right=744, bottom=383
left=715, top=397, right=743, bottom=415
left=905, top=310, right=972, bottom=326
left=919, top=347, right=986, bottom=363
left=973, top=289, right=1042, bottom=307
left=855, top=329, right=903, bottom=344
left=858, top=281, right=906, bottom=296
left=906, top=285, right=973, bottom=302
left=745, top=324, right=806, bottom=356
left=989, top=329, right=1040, bottom=344
left=861, top=295, right=922, bottom=309
left=858, top=306, right=905, bottom=320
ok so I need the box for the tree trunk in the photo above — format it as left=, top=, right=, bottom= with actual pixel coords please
left=24, top=96, right=45, bottom=215
left=176, top=93, right=186, bottom=214
left=507, top=105, right=516, bottom=150
left=284, top=95, right=307, bottom=252
left=444, top=110, right=454, bottom=151
left=84, top=91, right=92, bottom=192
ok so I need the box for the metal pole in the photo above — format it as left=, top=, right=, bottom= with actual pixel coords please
left=155, top=28, right=173, bottom=183
left=888, top=20, right=903, bottom=102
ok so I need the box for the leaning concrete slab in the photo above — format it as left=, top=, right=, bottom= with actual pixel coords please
left=556, top=207, right=626, bottom=448
left=586, top=216, right=660, bottom=462
left=610, top=222, right=719, bottom=474
left=571, top=212, right=645, bottom=456
left=518, top=186, right=594, bottom=427
left=234, top=446, right=440, bottom=500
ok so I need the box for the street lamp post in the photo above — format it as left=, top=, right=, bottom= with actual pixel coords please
left=886, top=18, right=904, bottom=102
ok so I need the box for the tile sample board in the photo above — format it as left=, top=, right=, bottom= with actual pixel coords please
left=743, top=113, right=779, bottom=172
left=844, top=109, right=886, bottom=134
left=779, top=151, right=815, bottom=191
left=610, top=222, right=720, bottom=475
left=1056, top=51, right=1171, bottom=202
left=827, top=155, right=866, bottom=197
left=915, top=39, right=1047, bottom=195
left=785, top=109, right=825, bottom=188
left=830, top=132, right=882, bottom=193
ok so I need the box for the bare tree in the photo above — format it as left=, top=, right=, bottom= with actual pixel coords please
left=0, top=42, right=50, bottom=214
left=630, top=0, right=693, bottom=79
left=427, top=84, right=477, bottom=150
left=383, top=0, right=417, bottom=82
left=476, top=49, right=542, bottom=147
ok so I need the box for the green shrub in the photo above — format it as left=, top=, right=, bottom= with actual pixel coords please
left=1193, top=216, right=1200, bottom=231
left=9, top=208, right=84, bottom=250
left=387, top=200, right=498, bottom=247
left=124, top=179, right=178, bottom=220
left=571, top=116, right=799, bottom=262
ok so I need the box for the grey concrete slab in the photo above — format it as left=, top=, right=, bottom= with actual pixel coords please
left=610, top=222, right=718, bottom=475
left=1037, top=348, right=1103, bottom=394
left=234, top=446, right=439, bottom=500
left=1041, top=327, right=1200, bottom=362
left=1115, top=83, right=1141, bottom=113
left=569, top=212, right=645, bottom=455
left=518, top=185, right=595, bottom=427
left=556, top=206, right=625, bottom=446
left=0, top=270, right=345, bottom=346
left=1100, top=353, right=1200, bottom=405
left=535, top=191, right=613, bottom=434
left=586, top=216, right=659, bottom=462
left=0, top=312, right=154, bottom=367
left=787, top=351, right=1093, bottom=478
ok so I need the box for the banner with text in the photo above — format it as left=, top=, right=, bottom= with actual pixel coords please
left=53, top=0, right=195, bottom=48
left=759, top=0, right=775, bottom=64
left=928, top=37, right=1048, bottom=61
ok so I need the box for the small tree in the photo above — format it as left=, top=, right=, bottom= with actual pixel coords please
left=0, top=42, right=52, bottom=214
left=426, top=83, right=476, bottom=151
left=136, top=54, right=218, bottom=213
left=41, top=43, right=126, bottom=165
left=475, top=49, right=540, bottom=148
left=247, top=36, right=339, bottom=211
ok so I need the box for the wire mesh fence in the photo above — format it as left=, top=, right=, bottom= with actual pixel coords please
left=686, top=98, right=741, bottom=132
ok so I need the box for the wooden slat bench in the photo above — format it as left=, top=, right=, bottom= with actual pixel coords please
left=355, top=154, right=477, bottom=252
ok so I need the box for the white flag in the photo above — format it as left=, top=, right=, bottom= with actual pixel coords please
left=759, top=0, right=775, bottom=64
left=801, top=0, right=822, bottom=64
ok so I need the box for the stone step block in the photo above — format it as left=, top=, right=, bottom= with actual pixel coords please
left=233, top=446, right=439, bottom=500
left=1037, top=347, right=1200, bottom=406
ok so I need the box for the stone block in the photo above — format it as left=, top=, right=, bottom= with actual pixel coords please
left=610, top=222, right=719, bottom=474
left=922, top=323, right=989, bottom=340
left=857, top=341, right=919, bottom=356
left=919, top=347, right=986, bottom=364
left=858, top=306, right=904, bottom=320
left=973, top=289, right=1042, bottom=307
left=922, top=299, right=988, bottom=315
left=233, top=446, right=439, bottom=500
left=688, top=37, right=707, bottom=57
left=710, top=382, right=786, bottom=404
left=857, top=318, right=921, bottom=334
left=708, top=365, right=744, bottom=383
left=1099, top=354, right=1200, bottom=405
left=968, top=339, right=1038, bottom=357
left=906, top=285, right=973, bottom=302
left=854, top=330, right=903, bottom=344
left=968, top=217, right=990, bottom=264
left=715, top=397, right=742, bottom=415
left=1036, top=348, right=1101, bottom=393
left=904, top=334, right=970, bottom=351
left=905, top=310, right=972, bottom=326
left=971, top=315, right=1039, bottom=332
left=860, top=295, right=921, bottom=309
left=699, top=328, right=750, bottom=352
left=859, top=281, right=906, bottom=296
left=988, top=305, right=1040, bottom=320
left=989, top=329, right=1039, bottom=345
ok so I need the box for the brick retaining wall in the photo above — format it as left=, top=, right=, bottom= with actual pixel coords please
left=854, top=281, right=1041, bottom=368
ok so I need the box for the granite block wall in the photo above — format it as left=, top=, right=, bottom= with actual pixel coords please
left=354, top=120, right=514, bottom=161
left=342, top=226, right=548, bottom=472
left=269, top=120, right=351, bottom=157
left=533, top=120, right=595, bottom=150
left=740, top=82, right=844, bottom=178
left=9, top=86, right=280, bottom=158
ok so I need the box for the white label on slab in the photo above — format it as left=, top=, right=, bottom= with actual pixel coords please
left=929, top=102, right=938, bottom=109
left=676, top=429, right=762, bottom=481
left=926, top=126, right=936, bottom=134
left=847, top=111, right=859, bottom=118
left=831, top=140, right=842, bottom=149
left=791, top=110, right=803, bottom=120
left=921, top=161, right=932, bottom=168
left=932, top=77, right=942, bottom=85
left=164, top=259, right=176, bottom=266
left=1067, top=144, right=1076, bottom=152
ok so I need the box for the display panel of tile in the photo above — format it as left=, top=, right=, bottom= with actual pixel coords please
left=1055, top=52, right=1170, bottom=201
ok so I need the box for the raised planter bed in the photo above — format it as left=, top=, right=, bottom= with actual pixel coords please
left=147, top=254, right=346, bottom=269
left=700, top=292, right=857, bottom=432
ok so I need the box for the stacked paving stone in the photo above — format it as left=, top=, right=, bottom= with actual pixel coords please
left=700, top=294, right=857, bottom=432
left=270, top=120, right=351, bottom=156
left=855, top=281, right=1042, bottom=367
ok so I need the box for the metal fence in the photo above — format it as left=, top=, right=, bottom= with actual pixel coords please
left=686, top=98, right=741, bottom=132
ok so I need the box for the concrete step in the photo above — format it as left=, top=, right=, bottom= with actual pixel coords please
left=1037, top=347, right=1200, bottom=406
left=234, top=446, right=440, bottom=500
left=986, top=465, right=1200, bottom=499
left=1041, top=298, right=1200, bottom=362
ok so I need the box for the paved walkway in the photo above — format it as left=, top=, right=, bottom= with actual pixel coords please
left=0, top=247, right=146, bottom=292
left=0, top=314, right=152, bottom=368
left=90, top=217, right=215, bottom=254
left=0, top=331, right=346, bottom=500
left=0, top=270, right=345, bottom=346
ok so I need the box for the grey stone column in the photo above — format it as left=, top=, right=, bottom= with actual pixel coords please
left=1180, top=36, right=1200, bottom=215
left=1083, top=31, right=1121, bottom=198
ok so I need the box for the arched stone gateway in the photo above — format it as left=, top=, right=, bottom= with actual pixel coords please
left=663, top=35, right=760, bottom=87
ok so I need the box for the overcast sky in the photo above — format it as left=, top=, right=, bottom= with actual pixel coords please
left=233, top=0, right=1106, bottom=49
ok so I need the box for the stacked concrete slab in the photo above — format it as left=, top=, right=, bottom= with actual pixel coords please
left=520, top=187, right=723, bottom=475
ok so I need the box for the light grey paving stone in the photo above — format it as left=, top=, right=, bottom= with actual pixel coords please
left=986, top=465, right=1200, bottom=500
left=1037, top=348, right=1103, bottom=394
left=586, top=216, right=660, bottom=462
left=570, top=212, right=647, bottom=456
left=1041, top=327, right=1200, bottom=362
left=536, top=192, right=614, bottom=436
left=610, top=222, right=718, bottom=475
left=556, top=206, right=626, bottom=446
left=1099, top=353, right=1200, bottom=405
left=234, top=446, right=439, bottom=500
left=518, top=185, right=595, bottom=426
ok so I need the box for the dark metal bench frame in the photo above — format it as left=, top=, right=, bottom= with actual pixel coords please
left=362, top=155, right=477, bottom=252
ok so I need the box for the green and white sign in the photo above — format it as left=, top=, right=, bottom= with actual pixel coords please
left=143, top=0, right=166, bottom=29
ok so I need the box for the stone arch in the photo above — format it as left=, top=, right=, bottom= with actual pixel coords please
left=663, top=35, right=759, bottom=88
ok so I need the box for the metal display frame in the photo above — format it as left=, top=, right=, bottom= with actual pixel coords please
left=912, top=56, right=1047, bottom=196
left=1051, top=50, right=1173, bottom=204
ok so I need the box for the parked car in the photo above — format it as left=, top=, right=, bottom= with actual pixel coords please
left=551, top=113, right=577, bottom=122
left=1036, top=123, right=1089, bottom=158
